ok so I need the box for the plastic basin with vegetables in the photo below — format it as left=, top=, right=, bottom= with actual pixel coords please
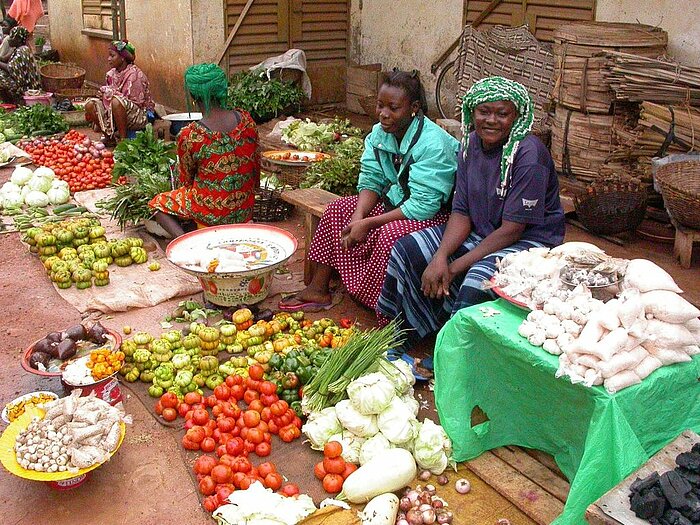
left=166, top=224, right=297, bottom=306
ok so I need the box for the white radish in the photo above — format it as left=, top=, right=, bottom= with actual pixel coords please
left=359, top=493, right=400, bottom=525
left=340, top=448, right=417, bottom=503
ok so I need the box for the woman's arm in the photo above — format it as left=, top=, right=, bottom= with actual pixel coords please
left=421, top=212, right=472, bottom=298
left=448, top=220, right=526, bottom=276
left=176, top=129, right=197, bottom=186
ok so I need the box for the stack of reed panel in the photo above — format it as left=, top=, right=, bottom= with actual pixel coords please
left=550, top=22, right=667, bottom=185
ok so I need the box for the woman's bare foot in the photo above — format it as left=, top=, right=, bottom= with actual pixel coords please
left=280, top=286, right=332, bottom=307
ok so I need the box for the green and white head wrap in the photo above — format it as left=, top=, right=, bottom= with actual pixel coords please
left=462, top=76, right=534, bottom=198
left=185, top=63, right=229, bottom=114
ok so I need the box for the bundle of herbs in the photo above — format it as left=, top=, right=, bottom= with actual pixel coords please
left=96, top=125, right=176, bottom=229
left=10, top=104, right=69, bottom=137
left=300, top=136, right=364, bottom=196
left=301, top=320, right=406, bottom=413
left=227, top=69, right=305, bottom=123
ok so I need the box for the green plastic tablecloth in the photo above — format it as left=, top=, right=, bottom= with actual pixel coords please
left=434, top=299, right=700, bottom=524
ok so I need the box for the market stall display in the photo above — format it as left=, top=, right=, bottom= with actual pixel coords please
left=166, top=224, right=297, bottom=306
left=0, top=165, right=70, bottom=214
left=2, top=392, right=58, bottom=423
left=280, top=118, right=363, bottom=152
left=262, top=150, right=331, bottom=166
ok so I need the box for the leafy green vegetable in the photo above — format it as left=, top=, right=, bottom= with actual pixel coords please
left=227, top=69, right=305, bottom=123
left=97, top=125, right=176, bottom=229
left=4, top=105, right=68, bottom=137
left=300, top=137, right=364, bottom=196
left=111, top=124, right=176, bottom=181
left=282, top=118, right=364, bottom=152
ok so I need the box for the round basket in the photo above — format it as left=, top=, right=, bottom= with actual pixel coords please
left=654, top=159, right=700, bottom=229
left=40, top=63, right=86, bottom=93
left=574, top=181, right=647, bottom=235
left=253, top=187, right=293, bottom=223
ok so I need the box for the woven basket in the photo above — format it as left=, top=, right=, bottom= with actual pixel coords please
left=253, top=187, right=293, bottom=222
left=573, top=179, right=647, bottom=235
left=654, top=158, right=700, bottom=229
left=456, top=25, right=555, bottom=128
left=40, top=63, right=86, bottom=93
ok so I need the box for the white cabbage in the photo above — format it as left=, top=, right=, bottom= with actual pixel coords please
left=400, top=392, right=420, bottom=417
left=377, top=397, right=419, bottom=445
left=334, top=400, right=379, bottom=438
left=413, top=419, right=453, bottom=475
left=1, top=181, right=21, bottom=195
left=51, top=178, right=69, bottom=191
left=33, top=166, right=56, bottom=179
left=301, top=407, right=342, bottom=450
left=2, top=192, right=23, bottom=209
left=24, top=190, right=49, bottom=207
left=46, top=186, right=70, bottom=205
left=10, top=166, right=33, bottom=186
left=359, top=433, right=393, bottom=466
left=27, top=174, right=53, bottom=193
left=346, top=372, right=396, bottom=415
left=378, top=358, right=415, bottom=395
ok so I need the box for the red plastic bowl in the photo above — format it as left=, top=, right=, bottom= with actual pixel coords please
left=21, top=328, right=122, bottom=377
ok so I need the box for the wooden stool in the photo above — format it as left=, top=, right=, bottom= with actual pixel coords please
left=673, top=221, right=700, bottom=269
left=281, top=188, right=340, bottom=284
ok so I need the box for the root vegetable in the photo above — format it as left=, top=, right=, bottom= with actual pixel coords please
left=406, top=509, right=423, bottom=525
left=359, top=493, right=399, bottom=525
left=437, top=475, right=449, bottom=485
left=340, top=448, right=417, bottom=503
left=419, top=469, right=432, bottom=481
left=436, top=510, right=453, bottom=524
left=455, top=478, right=471, bottom=494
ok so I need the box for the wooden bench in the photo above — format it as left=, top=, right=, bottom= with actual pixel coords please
left=281, top=188, right=340, bottom=284
left=673, top=221, right=700, bottom=269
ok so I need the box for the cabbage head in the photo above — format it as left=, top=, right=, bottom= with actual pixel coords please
left=301, top=407, right=342, bottom=450
left=346, top=372, right=396, bottom=415
left=413, top=419, right=453, bottom=475
left=334, top=400, right=379, bottom=438
left=10, top=166, right=33, bottom=186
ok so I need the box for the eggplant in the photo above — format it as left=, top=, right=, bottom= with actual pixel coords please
left=29, top=351, right=51, bottom=370
left=255, top=309, right=274, bottom=322
left=46, top=331, right=62, bottom=343
left=87, top=322, right=108, bottom=344
left=63, top=324, right=87, bottom=342
left=56, top=338, right=77, bottom=361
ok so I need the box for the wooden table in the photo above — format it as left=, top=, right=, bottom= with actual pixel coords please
left=586, top=430, right=700, bottom=524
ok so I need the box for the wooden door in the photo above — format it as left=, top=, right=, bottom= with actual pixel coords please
left=463, top=0, right=596, bottom=42
left=225, top=0, right=349, bottom=104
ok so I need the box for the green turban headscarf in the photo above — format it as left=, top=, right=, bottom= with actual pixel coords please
left=111, top=40, right=136, bottom=63
left=462, top=76, right=534, bottom=198
left=185, top=63, right=228, bottom=114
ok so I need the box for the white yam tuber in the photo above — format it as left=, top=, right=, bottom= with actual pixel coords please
left=528, top=330, right=547, bottom=347
left=574, top=319, right=606, bottom=351
left=527, top=310, right=546, bottom=323
left=641, top=291, right=700, bottom=324
left=575, top=354, right=600, bottom=369
left=598, top=300, right=622, bottom=331
left=562, top=319, right=582, bottom=336
left=604, top=370, right=641, bottom=394
left=644, top=319, right=696, bottom=348
left=556, top=333, right=575, bottom=353
left=634, top=356, right=663, bottom=380
left=645, top=346, right=693, bottom=366
left=597, top=346, right=648, bottom=379
left=518, top=321, right=536, bottom=338
left=545, top=322, right=564, bottom=339
left=623, top=259, right=683, bottom=293
left=584, top=368, right=603, bottom=387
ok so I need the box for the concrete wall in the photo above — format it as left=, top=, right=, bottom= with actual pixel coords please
left=349, top=0, right=463, bottom=115
left=596, top=0, right=700, bottom=65
left=48, top=0, right=221, bottom=110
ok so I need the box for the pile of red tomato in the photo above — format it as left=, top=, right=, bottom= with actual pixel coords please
left=314, top=441, right=357, bottom=494
left=18, top=129, right=114, bottom=192
left=194, top=456, right=300, bottom=512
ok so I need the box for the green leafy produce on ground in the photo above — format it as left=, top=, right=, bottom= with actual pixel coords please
left=300, top=137, right=364, bottom=196
left=111, top=124, right=176, bottom=181
left=0, top=105, right=68, bottom=139
left=227, top=69, right=305, bottom=124
left=281, top=117, right=364, bottom=152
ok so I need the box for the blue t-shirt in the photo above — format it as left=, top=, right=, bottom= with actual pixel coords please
left=452, top=132, right=565, bottom=247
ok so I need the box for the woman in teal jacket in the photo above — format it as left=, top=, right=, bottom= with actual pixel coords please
left=280, top=70, right=459, bottom=312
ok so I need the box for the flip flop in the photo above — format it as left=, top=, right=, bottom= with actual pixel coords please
left=278, top=296, right=333, bottom=312
left=387, top=350, right=431, bottom=382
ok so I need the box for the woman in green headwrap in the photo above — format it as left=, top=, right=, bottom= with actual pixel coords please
left=85, top=40, right=155, bottom=143
left=148, top=63, right=259, bottom=237
left=377, top=76, right=565, bottom=377
left=0, top=26, right=40, bottom=103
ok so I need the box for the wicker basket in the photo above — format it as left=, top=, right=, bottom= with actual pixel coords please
left=654, top=157, right=700, bottom=229
left=54, top=88, right=99, bottom=103
left=40, top=63, right=86, bottom=93
left=253, top=187, right=293, bottom=222
left=573, top=179, right=647, bottom=235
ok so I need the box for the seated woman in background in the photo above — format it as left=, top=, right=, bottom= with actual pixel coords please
left=85, top=40, right=155, bottom=144
left=148, top=63, right=259, bottom=238
left=279, top=70, right=459, bottom=312
left=377, top=77, right=565, bottom=374
left=0, top=26, right=40, bottom=104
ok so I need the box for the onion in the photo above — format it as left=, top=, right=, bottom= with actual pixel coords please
left=455, top=478, right=471, bottom=494
left=419, top=491, right=433, bottom=505
left=422, top=508, right=436, bottom=524
left=425, top=484, right=436, bottom=494
left=432, top=499, right=444, bottom=509
left=419, top=469, right=432, bottom=481
left=94, top=142, right=105, bottom=150
left=399, top=497, right=412, bottom=512
left=496, top=520, right=511, bottom=525
left=419, top=503, right=433, bottom=512
left=406, top=490, right=420, bottom=505
left=436, top=510, right=454, bottom=524
left=397, top=520, right=409, bottom=525
left=437, top=474, right=449, bottom=485
left=406, top=508, right=423, bottom=525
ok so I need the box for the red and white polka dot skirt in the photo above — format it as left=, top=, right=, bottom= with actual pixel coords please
left=308, top=195, right=449, bottom=309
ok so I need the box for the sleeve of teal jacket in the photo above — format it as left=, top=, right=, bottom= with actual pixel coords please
left=356, top=130, right=388, bottom=196
left=400, top=133, right=458, bottom=220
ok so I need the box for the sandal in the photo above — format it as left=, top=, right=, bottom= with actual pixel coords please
left=386, top=350, right=431, bottom=381
left=278, top=294, right=333, bottom=312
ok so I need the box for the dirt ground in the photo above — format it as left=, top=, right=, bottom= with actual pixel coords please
left=0, top=132, right=699, bottom=525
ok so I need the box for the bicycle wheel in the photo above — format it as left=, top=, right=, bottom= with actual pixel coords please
left=435, top=59, right=460, bottom=120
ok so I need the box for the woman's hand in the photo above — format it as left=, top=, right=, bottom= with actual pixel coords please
left=421, top=254, right=453, bottom=299
left=341, top=218, right=371, bottom=250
